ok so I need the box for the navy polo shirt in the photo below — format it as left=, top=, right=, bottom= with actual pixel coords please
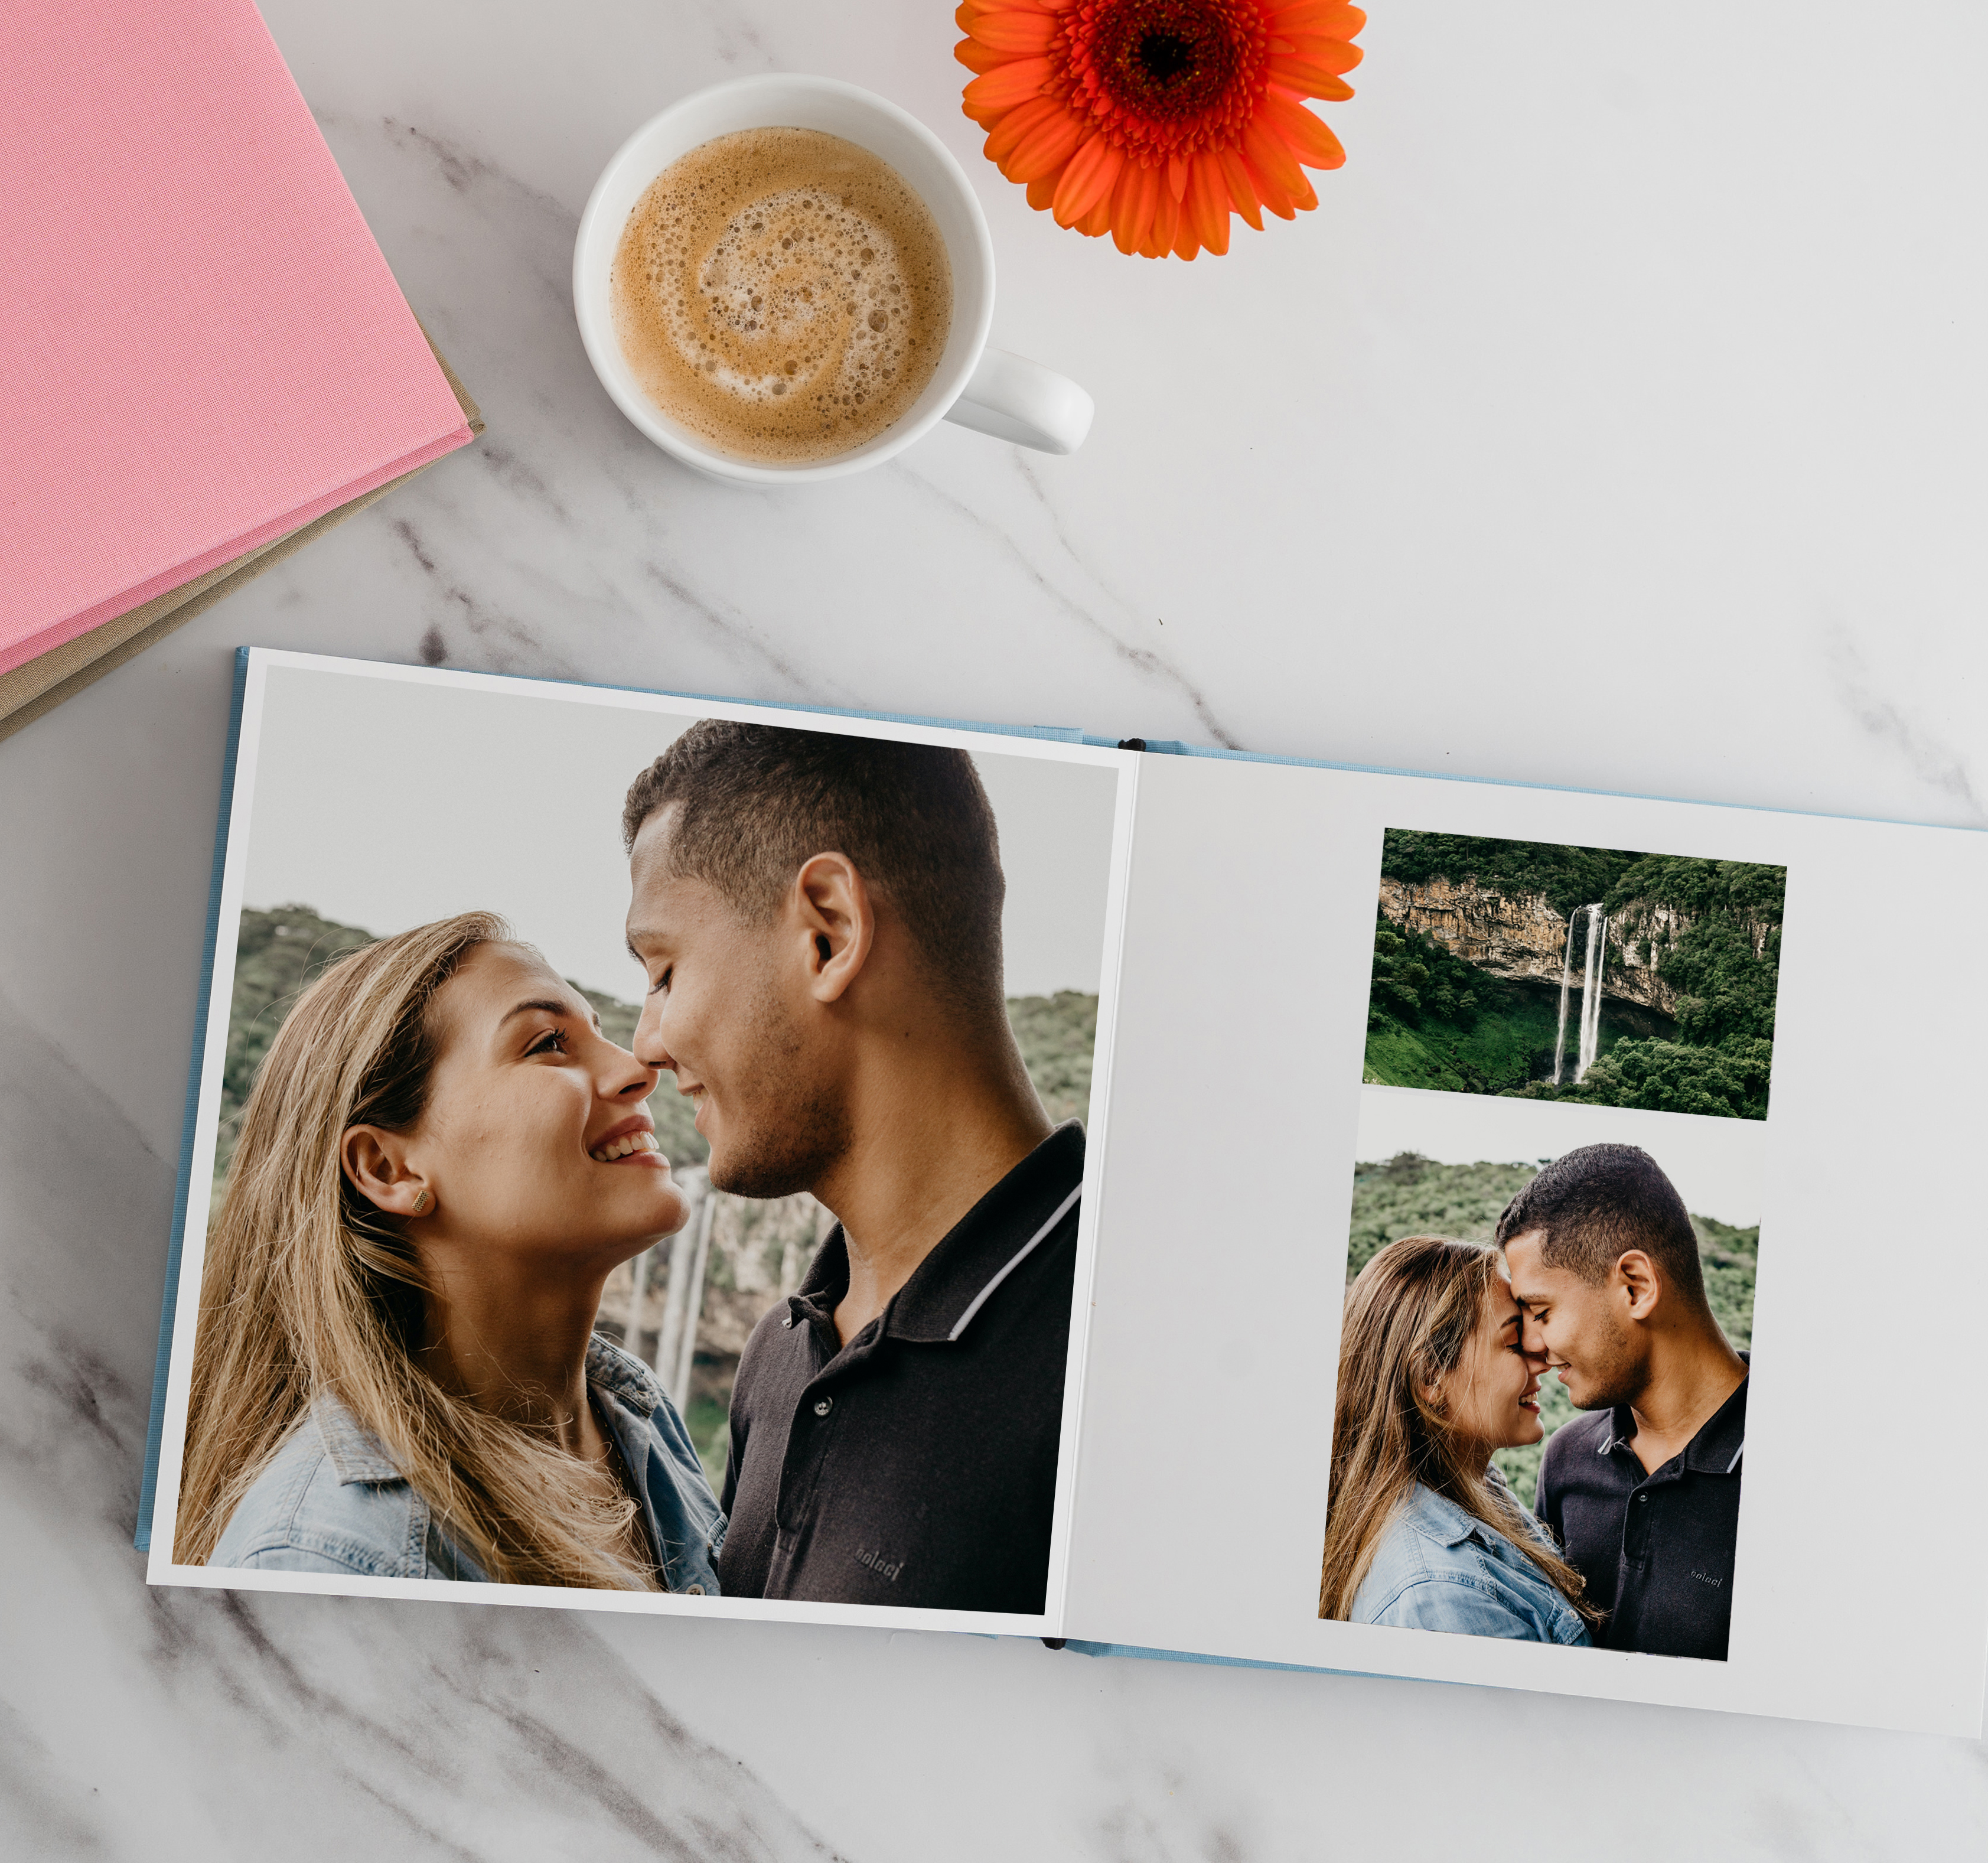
left=1536, top=1365, right=1748, bottom=1662
left=716, top=1123, right=1083, bottom=1614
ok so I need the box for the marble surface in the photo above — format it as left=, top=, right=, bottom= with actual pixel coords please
left=4, top=1, right=1987, bottom=1855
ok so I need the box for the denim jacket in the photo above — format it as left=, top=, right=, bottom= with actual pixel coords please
left=1350, top=1476, right=1592, bottom=1645
left=210, top=1336, right=725, bottom=1593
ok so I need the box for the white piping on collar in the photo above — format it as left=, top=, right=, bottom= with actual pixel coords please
left=947, top=1183, right=1083, bottom=1343
left=1725, top=1441, right=1745, bottom=1474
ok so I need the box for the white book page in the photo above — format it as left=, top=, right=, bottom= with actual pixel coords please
left=1064, top=750, right=1988, bottom=1733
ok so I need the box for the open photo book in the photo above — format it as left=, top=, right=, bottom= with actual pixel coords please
left=139, top=649, right=1988, bottom=1737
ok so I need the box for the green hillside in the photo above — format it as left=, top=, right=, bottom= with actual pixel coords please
left=1006, top=990, right=1099, bottom=1126
left=1345, top=1153, right=1757, bottom=1504
left=216, top=906, right=378, bottom=1183
left=217, top=906, right=1096, bottom=1188
left=1381, top=835, right=1643, bottom=921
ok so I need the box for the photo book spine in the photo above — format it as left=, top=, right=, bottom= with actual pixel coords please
left=1061, top=1640, right=1365, bottom=1679
left=135, top=648, right=253, bottom=1551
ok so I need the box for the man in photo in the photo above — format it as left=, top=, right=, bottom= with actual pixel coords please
left=620, top=722, right=1082, bottom=1614
left=1497, top=1144, right=1749, bottom=1661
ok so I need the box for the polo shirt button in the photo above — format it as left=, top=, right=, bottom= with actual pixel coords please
left=686, top=1583, right=704, bottom=1595
left=814, top=1397, right=833, bottom=1416
left=781, top=1315, right=794, bottom=1328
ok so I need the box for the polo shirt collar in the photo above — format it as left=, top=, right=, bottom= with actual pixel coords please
left=789, top=1122, right=1086, bottom=1347
left=1681, top=1367, right=1749, bottom=1474
left=1599, top=1359, right=1750, bottom=1475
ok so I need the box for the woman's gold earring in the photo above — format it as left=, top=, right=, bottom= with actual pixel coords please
left=410, top=1188, right=432, bottom=1216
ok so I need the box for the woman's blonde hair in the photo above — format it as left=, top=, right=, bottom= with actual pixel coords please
left=1317, top=1235, right=1599, bottom=1626
left=174, top=911, right=656, bottom=1588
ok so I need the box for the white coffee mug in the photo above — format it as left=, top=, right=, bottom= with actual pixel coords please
left=573, top=74, right=1094, bottom=486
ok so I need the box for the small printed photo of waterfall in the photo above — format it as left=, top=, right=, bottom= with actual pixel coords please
left=1363, top=830, right=1786, bottom=1122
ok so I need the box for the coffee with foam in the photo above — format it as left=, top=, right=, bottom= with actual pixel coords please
left=611, top=128, right=953, bottom=465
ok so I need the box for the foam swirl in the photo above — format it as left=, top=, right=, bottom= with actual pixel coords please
left=612, top=130, right=951, bottom=464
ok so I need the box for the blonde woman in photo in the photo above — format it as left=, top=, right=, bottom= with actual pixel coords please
left=175, top=912, right=723, bottom=1592
left=1318, top=1235, right=1599, bottom=1642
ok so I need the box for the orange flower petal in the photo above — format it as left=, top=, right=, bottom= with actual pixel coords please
left=1052, top=133, right=1125, bottom=227
left=955, top=38, right=1015, bottom=76
left=1241, top=165, right=1294, bottom=218
left=959, top=0, right=1059, bottom=18
left=1267, top=56, right=1355, bottom=100
left=1167, top=153, right=1191, bottom=201
left=1265, top=1, right=1365, bottom=38
left=984, top=94, right=1061, bottom=167
left=1110, top=159, right=1159, bottom=255
left=1259, top=87, right=1347, bottom=170
left=1278, top=32, right=1364, bottom=71
left=1076, top=192, right=1114, bottom=237
left=964, top=57, right=1055, bottom=113
left=964, top=92, right=1013, bottom=130
left=1216, top=144, right=1264, bottom=232
left=1028, top=172, right=1059, bottom=211
left=965, top=9, right=1061, bottom=54
left=1241, top=115, right=1309, bottom=207
left=1006, top=109, right=1086, bottom=184
left=1186, top=154, right=1230, bottom=255
left=1142, top=185, right=1180, bottom=259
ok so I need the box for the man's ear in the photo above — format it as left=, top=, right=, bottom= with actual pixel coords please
left=342, top=1125, right=432, bottom=1219
left=1614, top=1249, right=1661, bottom=1323
left=792, top=852, right=875, bottom=1004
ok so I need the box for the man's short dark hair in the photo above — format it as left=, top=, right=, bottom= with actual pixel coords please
left=1494, top=1144, right=1706, bottom=1304
left=624, top=721, right=1006, bottom=1013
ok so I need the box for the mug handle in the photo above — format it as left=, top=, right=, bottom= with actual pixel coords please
left=943, top=349, right=1095, bottom=455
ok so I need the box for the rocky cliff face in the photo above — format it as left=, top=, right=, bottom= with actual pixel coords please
left=1378, top=876, right=1683, bottom=1015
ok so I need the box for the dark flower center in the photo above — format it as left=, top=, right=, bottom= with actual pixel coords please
left=1091, top=0, right=1247, bottom=122
left=1138, top=31, right=1195, bottom=85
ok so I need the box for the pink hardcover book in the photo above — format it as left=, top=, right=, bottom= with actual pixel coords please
left=0, top=0, right=475, bottom=679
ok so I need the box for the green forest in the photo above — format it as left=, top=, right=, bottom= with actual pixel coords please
left=1347, top=1152, right=1757, bottom=1502
left=1366, top=834, right=1785, bottom=1121
left=218, top=904, right=1097, bottom=1187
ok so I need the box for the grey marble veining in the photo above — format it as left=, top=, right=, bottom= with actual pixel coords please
left=5, top=2, right=1987, bottom=1857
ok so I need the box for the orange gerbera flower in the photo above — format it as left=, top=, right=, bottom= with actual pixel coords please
left=956, top=0, right=1364, bottom=259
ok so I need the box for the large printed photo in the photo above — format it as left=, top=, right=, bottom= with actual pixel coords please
left=158, top=658, right=1128, bottom=1623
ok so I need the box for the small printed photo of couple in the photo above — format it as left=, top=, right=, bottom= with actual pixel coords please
left=171, top=665, right=1122, bottom=1616
left=1321, top=1087, right=1762, bottom=1662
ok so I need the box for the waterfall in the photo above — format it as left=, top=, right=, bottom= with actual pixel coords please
left=1575, top=904, right=1607, bottom=1082
left=1550, top=910, right=1577, bottom=1084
